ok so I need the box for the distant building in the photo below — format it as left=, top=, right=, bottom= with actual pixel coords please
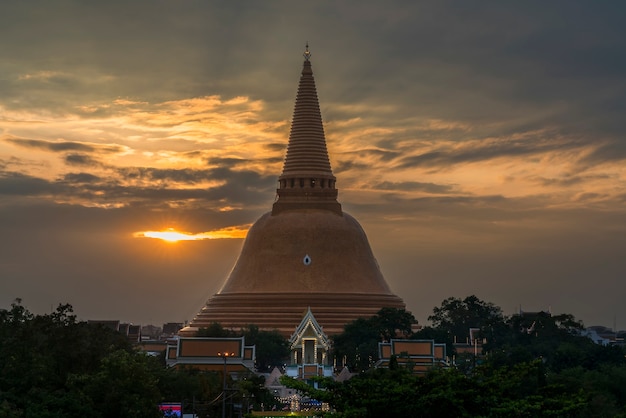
left=141, top=324, right=162, bottom=340
left=87, top=319, right=120, bottom=331
left=453, top=327, right=484, bottom=357
left=165, top=336, right=256, bottom=374
left=88, top=320, right=141, bottom=343
left=162, top=322, right=183, bottom=337
left=582, top=325, right=626, bottom=346
left=376, top=339, right=448, bottom=374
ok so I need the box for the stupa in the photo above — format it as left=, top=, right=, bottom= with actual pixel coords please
left=181, top=45, right=405, bottom=337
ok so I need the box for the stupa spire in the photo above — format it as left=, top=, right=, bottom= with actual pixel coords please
left=272, top=44, right=342, bottom=215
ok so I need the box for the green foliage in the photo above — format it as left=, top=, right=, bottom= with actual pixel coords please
left=237, top=373, right=278, bottom=412
left=332, top=308, right=416, bottom=372
left=316, top=296, right=626, bottom=417
left=371, top=307, right=415, bottom=341
left=484, top=310, right=625, bottom=375
left=3, top=297, right=625, bottom=417
left=282, top=361, right=594, bottom=418
left=332, top=317, right=380, bottom=372
left=71, top=350, right=163, bottom=418
left=428, top=295, right=505, bottom=344
left=240, top=325, right=290, bottom=372
left=195, top=322, right=235, bottom=338
left=0, top=300, right=164, bottom=417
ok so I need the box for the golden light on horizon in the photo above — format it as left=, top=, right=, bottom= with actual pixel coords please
left=134, top=226, right=250, bottom=242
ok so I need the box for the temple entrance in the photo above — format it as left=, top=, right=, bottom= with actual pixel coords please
left=304, top=339, right=315, bottom=363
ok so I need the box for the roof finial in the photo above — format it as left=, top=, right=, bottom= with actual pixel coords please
left=303, top=42, right=311, bottom=61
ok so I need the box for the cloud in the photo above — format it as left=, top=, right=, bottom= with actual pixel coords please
left=532, top=174, right=613, bottom=188
left=4, top=137, right=126, bottom=154
left=116, top=167, right=215, bottom=185
left=64, top=154, right=101, bottom=167
left=374, top=180, right=455, bottom=194
left=0, top=159, right=276, bottom=212
left=63, top=172, right=101, bottom=184
left=397, top=132, right=587, bottom=170
left=581, top=141, right=626, bottom=164
left=0, top=172, right=63, bottom=196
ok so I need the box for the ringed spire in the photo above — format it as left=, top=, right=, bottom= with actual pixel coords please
left=272, top=44, right=341, bottom=215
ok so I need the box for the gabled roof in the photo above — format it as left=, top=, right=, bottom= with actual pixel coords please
left=165, top=336, right=256, bottom=372
left=265, top=367, right=284, bottom=387
left=289, top=307, right=330, bottom=350
left=335, top=366, right=355, bottom=382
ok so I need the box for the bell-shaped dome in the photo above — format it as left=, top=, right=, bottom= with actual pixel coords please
left=182, top=46, right=405, bottom=336
left=221, top=211, right=393, bottom=294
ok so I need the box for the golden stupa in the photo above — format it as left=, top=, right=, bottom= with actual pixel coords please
left=181, top=46, right=405, bottom=337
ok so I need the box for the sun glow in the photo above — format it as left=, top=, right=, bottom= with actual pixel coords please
left=134, top=226, right=249, bottom=242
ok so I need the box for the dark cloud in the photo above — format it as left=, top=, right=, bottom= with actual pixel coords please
left=0, top=172, right=63, bottom=196
left=331, top=147, right=403, bottom=174
left=6, top=138, right=95, bottom=153
left=534, top=174, right=612, bottom=188
left=63, top=172, right=101, bottom=184
left=397, top=135, right=586, bottom=169
left=65, top=154, right=101, bottom=166
left=205, top=156, right=284, bottom=170
left=375, top=181, right=455, bottom=194
left=117, top=167, right=213, bottom=184
left=333, top=159, right=371, bottom=174
left=264, top=143, right=287, bottom=153
left=350, top=148, right=401, bottom=163
left=0, top=165, right=274, bottom=211
left=5, top=138, right=124, bottom=154
left=208, top=167, right=276, bottom=193
left=581, top=141, right=626, bottom=164
left=114, top=165, right=276, bottom=193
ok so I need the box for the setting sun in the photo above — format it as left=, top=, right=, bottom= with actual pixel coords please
left=139, top=229, right=198, bottom=242
left=134, top=226, right=250, bottom=242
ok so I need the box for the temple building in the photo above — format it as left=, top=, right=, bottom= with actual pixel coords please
left=376, top=339, right=448, bottom=374
left=181, top=45, right=406, bottom=337
left=285, top=308, right=333, bottom=380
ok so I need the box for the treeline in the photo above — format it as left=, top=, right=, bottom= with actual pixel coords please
left=0, top=300, right=273, bottom=418
left=291, top=296, right=626, bottom=417
left=2, top=297, right=625, bottom=417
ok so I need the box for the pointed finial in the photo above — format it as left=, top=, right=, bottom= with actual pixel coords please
left=303, top=42, right=311, bottom=61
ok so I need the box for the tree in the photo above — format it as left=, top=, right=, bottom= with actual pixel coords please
left=428, top=295, right=505, bottom=345
left=0, top=301, right=164, bottom=418
left=332, top=308, right=417, bottom=372
left=487, top=310, right=625, bottom=374
left=241, top=325, right=289, bottom=372
left=195, top=322, right=236, bottom=338
left=371, top=307, right=416, bottom=341
left=332, top=317, right=381, bottom=372
left=72, top=350, right=162, bottom=418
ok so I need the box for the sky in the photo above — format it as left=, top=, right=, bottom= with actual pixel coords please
left=1, top=1, right=625, bottom=330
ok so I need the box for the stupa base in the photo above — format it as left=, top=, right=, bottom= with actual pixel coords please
left=179, top=292, right=406, bottom=337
